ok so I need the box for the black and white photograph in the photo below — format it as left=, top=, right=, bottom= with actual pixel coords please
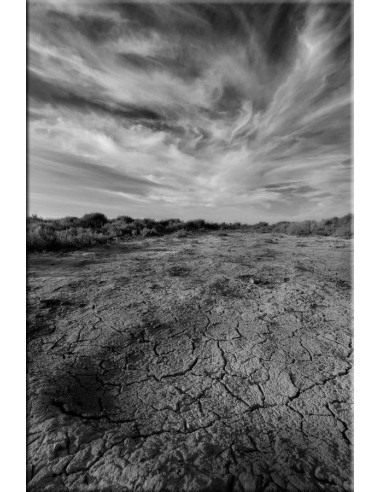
left=26, top=1, right=353, bottom=490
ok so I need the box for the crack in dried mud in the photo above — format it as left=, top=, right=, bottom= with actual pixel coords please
left=27, top=232, right=352, bottom=491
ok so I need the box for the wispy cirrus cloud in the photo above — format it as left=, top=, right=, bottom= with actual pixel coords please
left=28, top=1, right=352, bottom=222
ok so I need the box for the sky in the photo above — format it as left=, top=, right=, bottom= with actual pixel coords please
left=28, top=0, right=352, bottom=223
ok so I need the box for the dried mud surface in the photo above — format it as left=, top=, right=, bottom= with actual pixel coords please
left=27, top=232, right=353, bottom=491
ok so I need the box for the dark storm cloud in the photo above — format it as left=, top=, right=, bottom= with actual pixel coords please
left=28, top=0, right=352, bottom=221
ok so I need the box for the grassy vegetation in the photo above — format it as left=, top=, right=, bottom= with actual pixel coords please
left=251, top=213, right=353, bottom=238
left=27, top=213, right=353, bottom=252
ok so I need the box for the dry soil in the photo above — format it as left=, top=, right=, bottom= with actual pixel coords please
left=27, top=231, right=353, bottom=491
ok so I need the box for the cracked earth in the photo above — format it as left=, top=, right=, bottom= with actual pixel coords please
left=27, top=232, right=353, bottom=491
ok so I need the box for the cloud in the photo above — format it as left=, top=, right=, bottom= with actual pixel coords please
left=28, top=1, right=352, bottom=222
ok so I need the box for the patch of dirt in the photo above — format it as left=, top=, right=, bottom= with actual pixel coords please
left=168, top=265, right=191, bottom=277
left=27, top=232, right=353, bottom=491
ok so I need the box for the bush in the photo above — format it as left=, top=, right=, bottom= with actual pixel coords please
left=55, top=227, right=108, bottom=247
left=253, top=222, right=270, bottom=233
left=168, top=221, right=185, bottom=233
left=27, top=223, right=56, bottom=251
left=142, top=218, right=156, bottom=228
left=184, top=219, right=206, bottom=231
left=58, top=216, right=80, bottom=228
left=131, top=220, right=144, bottom=231
left=157, top=218, right=182, bottom=233
left=102, top=222, right=126, bottom=237
left=287, top=221, right=314, bottom=236
left=263, top=214, right=353, bottom=238
left=141, top=227, right=158, bottom=237
left=207, top=222, right=220, bottom=230
left=115, top=215, right=134, bottom=224
left=80, top=213, right=108, bottom=229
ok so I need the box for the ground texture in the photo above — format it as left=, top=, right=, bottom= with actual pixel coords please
left=27, top=232, right=353, bottom=491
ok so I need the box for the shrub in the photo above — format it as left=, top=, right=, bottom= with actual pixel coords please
left=169, top=221, right=185, bottom=233
left=185, top=219, right=206, bottom=231
left=157, top=218, right=182, bottom=233
left=158, top=219, right=170, bottom=228
left=141, top=227, right=158, bottom=237
left=80, top=213, right=108, bottom=229
left=102, top=222, right=125, bottom=237
left=331, top=214, right=353, bottom=238
left=287, top=221, right=312, bottom=236
left=131, top=220, right=144, bottom=230
left=142, top=218, right=156, bottom=228
left=207, top=222, right=220, bottom=230
left=115, top=215, right=134, bottom=224
left=253, top=222, right=270, bottom=233
left=27, top=223, right=55, bottom=251
left=58, top=216, right=80, bottom=228
left=55, top=228, right=108, bottom=247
